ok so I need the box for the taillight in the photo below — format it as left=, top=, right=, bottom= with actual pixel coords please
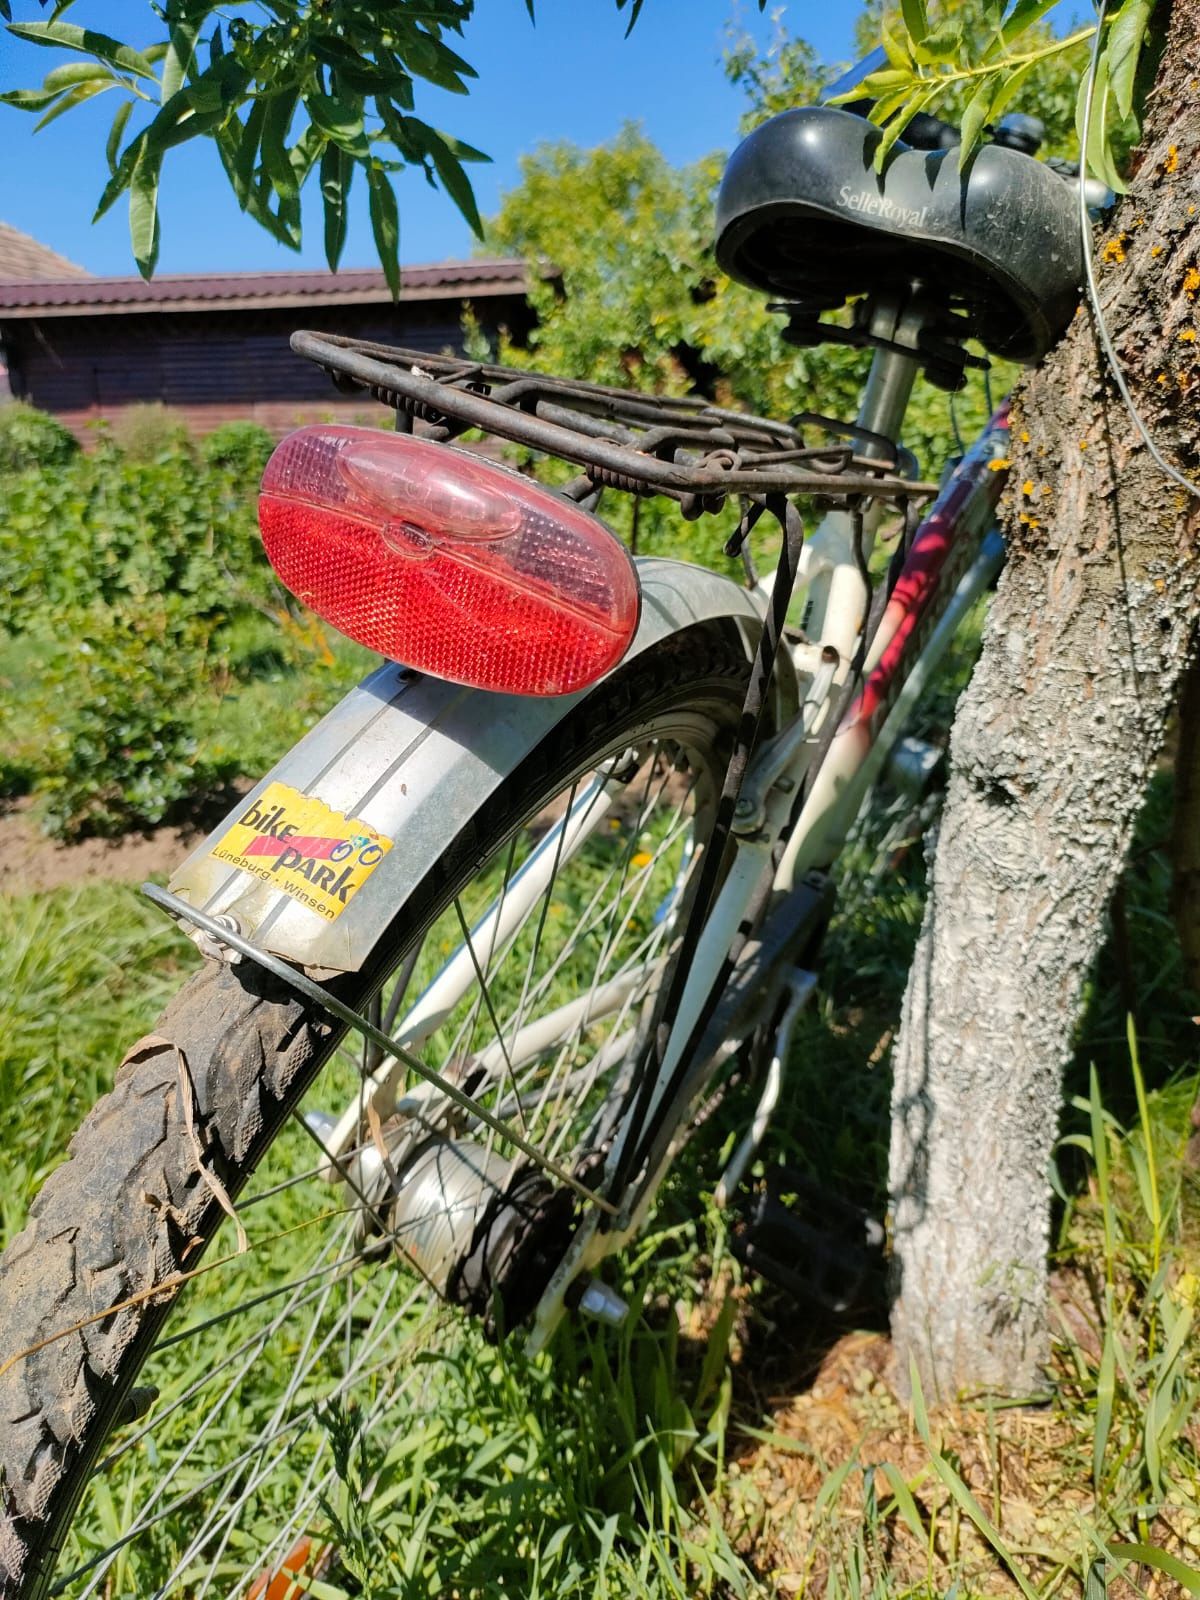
left=258, top=426, right=640, bottom=695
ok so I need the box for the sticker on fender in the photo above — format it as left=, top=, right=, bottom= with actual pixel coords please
left=212, top=782, right=393, bottom=922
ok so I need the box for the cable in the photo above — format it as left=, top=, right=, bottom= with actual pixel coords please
left=1077, top=1, right=1200, bottom=501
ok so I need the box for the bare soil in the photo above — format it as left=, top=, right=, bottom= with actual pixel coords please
left=0, top=797, right=211, bottom=896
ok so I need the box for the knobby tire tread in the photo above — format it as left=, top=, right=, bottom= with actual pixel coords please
left=0, top=626, right=750, bottom=1598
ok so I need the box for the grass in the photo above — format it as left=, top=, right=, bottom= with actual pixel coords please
left=0, top=883, right=198, bottom=1234
left=2, top=484, right=1200, bottom=1596
left=4, top=765, right=1199, bottom=1597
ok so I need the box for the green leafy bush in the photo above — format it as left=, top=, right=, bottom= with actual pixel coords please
left=0, top=423, right=346, bottom=839
left=0, top=401, right=79, bottom=475
left=202, top=420, right=275, bottom=480
left=0, top=440, right=276, bottom=635
left=108, top=403, right=194, bottom=464
left=33, top=601, right=232, bottom=839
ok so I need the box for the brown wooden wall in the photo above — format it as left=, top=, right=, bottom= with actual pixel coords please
left=2, top=295, right=531, bottom=441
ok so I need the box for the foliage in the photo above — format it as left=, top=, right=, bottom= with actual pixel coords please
left=108, top=400, right=194, bottom=462
left=1, top=768, right=1198, bottom=1595
left=0, top=399, right=79, bottom=475
left=0, top=408, right=361, bottom=837
left=31, top=598, right=230, bottom=838
left=836, top=0, right=1162, bottom=183
left=0, top=0, right=765, bottom=283
left=0, top=425, right=274, bottom=635
left=0, top=883, right=196, bottom=1231
left=201, top=419, right=275, bottom=479
left=726, top=0, right=1086, bottom=160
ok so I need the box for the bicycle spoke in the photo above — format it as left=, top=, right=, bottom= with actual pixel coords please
left=451, top=895, right=531, bottom=1134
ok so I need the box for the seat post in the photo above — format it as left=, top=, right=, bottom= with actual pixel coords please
left=853, top=290, right=934, bottom=459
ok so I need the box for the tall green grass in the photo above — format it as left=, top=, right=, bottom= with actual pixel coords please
left=0, top=883, right=197, bottom=1232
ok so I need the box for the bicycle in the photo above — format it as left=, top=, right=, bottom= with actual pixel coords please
left=0, top=86, right=1092, bottom=1599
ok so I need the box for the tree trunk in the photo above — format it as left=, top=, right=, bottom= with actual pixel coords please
left=887, top=0, right=1200, bottom=1399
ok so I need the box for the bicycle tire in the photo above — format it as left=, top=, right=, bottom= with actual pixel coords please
left=0, top=622, right=753, bottom=1600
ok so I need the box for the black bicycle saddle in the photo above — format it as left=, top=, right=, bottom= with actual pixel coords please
left=715, top=106, right=1083, bottom=363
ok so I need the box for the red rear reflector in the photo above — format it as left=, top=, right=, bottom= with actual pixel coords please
left=258, top=426, right=640, bottom=695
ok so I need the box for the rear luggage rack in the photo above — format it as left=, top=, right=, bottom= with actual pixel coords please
left=293, top=331, right=936, bottom=514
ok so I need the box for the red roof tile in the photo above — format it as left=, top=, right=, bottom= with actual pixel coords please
left=0, top=258, right=534, bottom=317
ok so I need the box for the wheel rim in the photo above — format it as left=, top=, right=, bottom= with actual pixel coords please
left=43, top=707, right=729, bottom=1599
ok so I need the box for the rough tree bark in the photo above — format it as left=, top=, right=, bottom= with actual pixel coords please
left=887, top=0, right=1200, bottom=1398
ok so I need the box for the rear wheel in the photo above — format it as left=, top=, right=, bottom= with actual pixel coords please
left=0, top=625, right=752, bottom=1599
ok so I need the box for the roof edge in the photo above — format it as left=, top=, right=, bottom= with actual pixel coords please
left=0, top=257, right=545, bottom=318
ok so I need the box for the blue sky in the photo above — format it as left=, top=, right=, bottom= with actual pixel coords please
left=0, top=1, right=863, bottom=277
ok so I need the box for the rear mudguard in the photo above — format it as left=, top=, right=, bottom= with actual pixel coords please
left=167, top=557, right=789, bottom=975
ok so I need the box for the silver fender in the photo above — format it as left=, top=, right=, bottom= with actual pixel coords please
left=167, top=558, right=786, bottom=974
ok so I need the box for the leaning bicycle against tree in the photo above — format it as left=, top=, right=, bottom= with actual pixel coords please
left=0, top=79, right=1097, bottom=1599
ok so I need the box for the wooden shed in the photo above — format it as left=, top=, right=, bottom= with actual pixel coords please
left=0, top=231, right=536, bottom=441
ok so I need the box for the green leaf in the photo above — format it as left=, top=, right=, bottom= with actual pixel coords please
left=617, top=0, right=645, bottom=35
left=916, top=17, right=963, bottom=64
left=814, top=1450, right=858, bottom=1513
left=881, top=18, right=914, bottom=71
left=43, top=60, right=116, bottom=90
left=306, top=91, right=369, bottom=159
left=900, top=0, right=929, bottom=47
left=94, top=128, right=147, bottom=220
left=835, top=66, right=915, bottom=102
left=1076, top=54, right=1127, bottom=194
left=1108, top=1544, right=1200, bottom=1595
left=259, top=86, right=300, bottom=194
left=8, top=20, right=158, bottom=83
left=128, top=142, right=161, bottom=278
left=242, top=179, right=302, bottom=250
left=367, top=164, right=400, bottom=299
left=377, top=51, right=415, bottom=112
left=878, top=1462, right=928, bottom=1543
left=871, top=85, right=923, bottom=131
left=310, top=36, right=389, bottom=96
left=875, top=84, right=937, bottom=168
left=959, top=78, right=997, bottom=166
left=320, top=142, right=352, bottom=272
left=228, top=97, right=267, bottom=208
left=999, top=0, right=1064, bottom=49
left=1093, top=1298, right=1116, bottom=1489
left=1107, top=0, right=1156, bottom=117
left=0, top=87, right=64, bottom=111
left=161, top=16, right=200, bottom=103
left=396, top=28, right=477, bottom=94
left=403, top=116, right=484, bottom=236
left=105, top=98, right=133, bottom=173
left=1144, top=1300, right=1192, bottom=1498
left=987, top=58, right=1038, bottom=124
left=1128, top=1016, right=1162, bottom=1262
left=34, top=77, right=113, bottom=131
left=289, top=123, right=324, bottom=188
left=1088, top=1064, right=1117, bottom=1283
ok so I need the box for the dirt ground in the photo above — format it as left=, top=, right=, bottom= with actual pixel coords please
left=717, top=1275, right=1200, bottom=1599
left=0, top=797, right=208, bottom=895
